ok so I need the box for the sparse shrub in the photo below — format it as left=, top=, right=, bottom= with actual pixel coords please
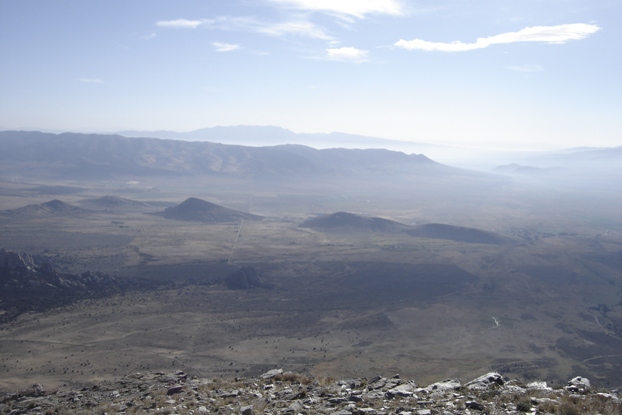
left=318, top=376, right=335, bottom=386
left=479, top=389, right=500, bottom=401
left=516, top=401, right=531, bottom=412
left=271, top=371, right=314, bottom=385
left=558, top=401, right=580, bottom=415
left=537, top=399, right=558, bottom=413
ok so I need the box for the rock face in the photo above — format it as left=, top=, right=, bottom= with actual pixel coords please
left=0, top=371, right=619, bottom=415
left=0, top=249, right=156, bottom=321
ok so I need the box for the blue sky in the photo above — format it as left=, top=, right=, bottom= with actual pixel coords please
left=0, top=0, right=620, bottom=149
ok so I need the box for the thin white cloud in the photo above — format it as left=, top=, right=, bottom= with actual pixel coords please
left=507, top=64, right=544, bottom=73
left=156, top=19, right=211, bottom=29
left=141, top=33, right=157, bottom=40
left=395, top=23, right=600, bottom=52
left=326, top=47, right=369, bottom=63
left=79, top=78, right=103, bottom=83
left=269, top=0, right=405, bottom=18
left=258, top=21, right=333, bottom=40
left=213, top=42, right=241, bottom=52
left=156, top=15, right=332, bottom=41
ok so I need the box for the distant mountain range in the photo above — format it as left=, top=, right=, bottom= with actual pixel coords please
left=0, top=131, right=459, bottom=180
left=115, top=125, right=444, bottom=152
left=1, top=130, right=619, bottom=184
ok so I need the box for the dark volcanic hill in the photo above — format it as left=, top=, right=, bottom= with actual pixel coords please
left=302, top=212, right=510, bottom=245
left=153, top=197, right=263, bottom=223
left=1, top=199, right=90, bottom=217
left=301, top=212, right=408, bottom=232
left=405, top=223, right=510, bottom=245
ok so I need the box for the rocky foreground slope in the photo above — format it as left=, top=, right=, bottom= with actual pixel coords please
left=1, top=370, right=620, bottom=415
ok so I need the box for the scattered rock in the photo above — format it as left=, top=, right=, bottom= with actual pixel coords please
left=465, top=372, right=504, bottom=390
left=166, top=385, right=184, bottom=395
left=260, top=368, right=283, bottom=379
left=465, top=400, right=486, bottom=410
left=0, top=371, right=617, bottom=415
left=422, top=378, right=461, bottom=394
left=386, top=383, right=416, bottom=398
left=527, top=381, right=551, bottom=390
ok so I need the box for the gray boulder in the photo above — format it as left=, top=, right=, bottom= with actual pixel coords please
left=423, top=378, right=461, bottom=394
left=387, top=382, right=417, bottom=398
left=260, top=368, right=283, bottom=379
left=565, top=376, right=590, bottom=393
left=465, top=372, right=504, bottom=390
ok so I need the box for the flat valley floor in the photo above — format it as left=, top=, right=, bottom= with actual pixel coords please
left=1, top=176, right=621, bottom=391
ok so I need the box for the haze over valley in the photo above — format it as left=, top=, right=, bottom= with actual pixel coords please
left=1, top=1, right=621, bottom=410
left=0, top=129, right=620, bottom=394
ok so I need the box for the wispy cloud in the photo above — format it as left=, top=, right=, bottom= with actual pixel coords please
left=213, top=42, right=240, bottom=52
left=395, top=23, right=600, bottom=52
left=269, top=0, right=405, bottom=19
left=141, top=33, right=157, bottom=40
left=258, top=21, right=333, bottom=40
left=156, top=16, right=332, bottom=41
left=79, top=78, right=103, bottom=83
left=326, top=47, right=369, bottom=63
left=156, top=19, right=211, bottom=29
left=507, top=64, right=544, bottom=73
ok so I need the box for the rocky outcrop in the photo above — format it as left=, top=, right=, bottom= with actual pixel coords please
left=464, top=372, right=504, bottom=390
left=0, top=249, right=157, bottom=321
left=565, top=376, right=591, bottom=393
left=0, top=371, right=619, bottom=415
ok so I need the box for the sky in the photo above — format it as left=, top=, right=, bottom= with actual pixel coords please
left=0, top=0, right=620, bottom=149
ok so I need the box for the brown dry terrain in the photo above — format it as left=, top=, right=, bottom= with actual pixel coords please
left=0, top=158, right=621, bottom=394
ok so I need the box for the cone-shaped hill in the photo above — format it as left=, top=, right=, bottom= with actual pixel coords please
left=153, top=197, right=262, bottom=223
left=301, top=212, right=408, bottom=233
left=1, top=199, right=90, bottom=217
left=301, top=212, right=511, bottom=245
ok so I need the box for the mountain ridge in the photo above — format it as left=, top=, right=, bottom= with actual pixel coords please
left=0, top=130, right=458, bottom=180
